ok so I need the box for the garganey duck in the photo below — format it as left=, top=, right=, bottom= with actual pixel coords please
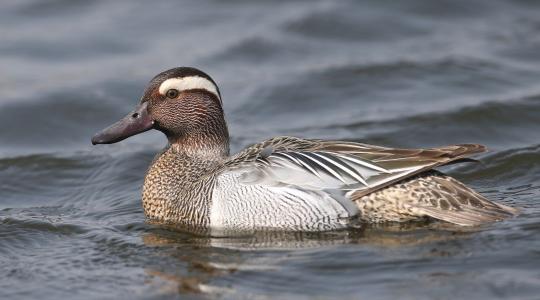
left=92, top=67, right=518, bottom=232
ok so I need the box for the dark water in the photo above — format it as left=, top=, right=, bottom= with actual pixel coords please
left=1, top=0, right=540, bottom=299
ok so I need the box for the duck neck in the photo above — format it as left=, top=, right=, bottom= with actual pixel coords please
left=167, top=124, right=230, bottom=160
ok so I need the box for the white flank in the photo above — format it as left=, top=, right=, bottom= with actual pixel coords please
left=158, top=76, right=220, bottom=100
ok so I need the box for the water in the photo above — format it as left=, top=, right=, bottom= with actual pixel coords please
left=1, top=0, right=539, bottom=299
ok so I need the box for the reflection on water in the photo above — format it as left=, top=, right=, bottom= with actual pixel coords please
left=140, top=222, right=477, bottom=297
left=147, top=221, right=478, bottom=250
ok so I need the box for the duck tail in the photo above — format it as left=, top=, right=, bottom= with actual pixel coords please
left=353, top=171, right=518, bottom=226
left=410, top=174, right=518, bottom=226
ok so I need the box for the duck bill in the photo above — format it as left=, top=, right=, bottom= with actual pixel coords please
left=91, top=102, right=154, bottom=145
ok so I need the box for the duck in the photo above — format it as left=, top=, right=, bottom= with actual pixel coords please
left=91, top=67, right=518, bottom=232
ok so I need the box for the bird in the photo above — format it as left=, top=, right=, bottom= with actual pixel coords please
left=91, top=67, right=518, bottom=232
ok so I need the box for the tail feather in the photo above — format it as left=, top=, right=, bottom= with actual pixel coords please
left=354, top=171, right=518, bottom=226
left=415, top=204, right=517, bottom=226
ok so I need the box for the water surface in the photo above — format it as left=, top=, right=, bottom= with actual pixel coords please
left=1, top=0, right=539, bottom=299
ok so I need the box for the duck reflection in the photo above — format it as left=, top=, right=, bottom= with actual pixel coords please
left=141, top=222, right=478, bottom=296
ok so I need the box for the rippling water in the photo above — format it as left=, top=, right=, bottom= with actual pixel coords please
left=1, top=0, right=540, bottom=299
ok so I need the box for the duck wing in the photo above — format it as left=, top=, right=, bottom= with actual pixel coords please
left=222, top=136, right=486, bottom=196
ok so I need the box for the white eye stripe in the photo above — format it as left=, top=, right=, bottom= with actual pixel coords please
left=158, top=76, right=220, bottom=101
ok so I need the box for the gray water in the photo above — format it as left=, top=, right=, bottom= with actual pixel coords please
left=1, top=0, right=540, bottom=299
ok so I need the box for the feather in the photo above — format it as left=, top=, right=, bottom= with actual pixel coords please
left=218, top=136, right=516, bottom=226
left=223, top=136, right=488, bottom=193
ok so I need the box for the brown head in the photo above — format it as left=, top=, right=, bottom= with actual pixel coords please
left=91, top=67, right=229, bottom=157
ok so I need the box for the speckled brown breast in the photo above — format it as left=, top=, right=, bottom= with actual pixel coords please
left=142, top=146, right=220, bottom=228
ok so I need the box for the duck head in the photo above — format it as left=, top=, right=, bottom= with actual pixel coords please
left=91, top=67, right=229, bottom=156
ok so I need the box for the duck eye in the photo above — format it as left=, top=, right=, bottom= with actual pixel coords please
left=165, top=89, right=179, bottom=99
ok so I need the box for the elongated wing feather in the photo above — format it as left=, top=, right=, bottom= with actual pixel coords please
left=222, top=136, right=486, bottom=196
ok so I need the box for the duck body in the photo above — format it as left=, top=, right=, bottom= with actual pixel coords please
left=143, top=136, right=516, bottom=231
left=92, top=67, right=518, bottom=232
